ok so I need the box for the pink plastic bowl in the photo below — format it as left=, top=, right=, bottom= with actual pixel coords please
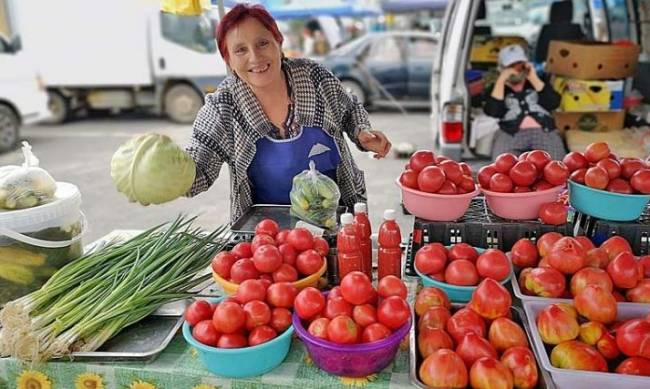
left=396, top=179, right=480, bottom=221
left=480, top=184, right=565, bottom=220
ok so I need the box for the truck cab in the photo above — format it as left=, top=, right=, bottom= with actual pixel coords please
left=432, top=0, right=649, bottom=161
left=0, top=24, right=50, bottom=152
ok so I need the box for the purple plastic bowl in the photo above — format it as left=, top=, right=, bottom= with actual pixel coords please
left=291, top=293, right=412, bottom=377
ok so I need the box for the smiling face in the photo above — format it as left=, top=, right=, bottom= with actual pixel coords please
left=225, top=17, right=283, bottom=90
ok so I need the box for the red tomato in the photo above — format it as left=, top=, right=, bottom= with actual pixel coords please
left=252, top=245, right=283, bottom=273
left=294, top=287, right=326, bottom=320
left=266, top=282, right=298, bottom=309
left=519, top=151, right=530, bottom=161
left=489, top=173, right=513, bottom=193
left=585, top=166, right=610, bottom=189
left=437, top=155, right=450, bottom=163
left=639, top=256, right=650, bottom=278
left=377, top=296, right=411, bottom=330
left=278, top=243, right=297, bottom=266
left=324, top=297, right=354, bottom=319
left=231, top=242, right=253, bottom=259
left=569, top=168, right=587, bottom=184
left=259, top=275, right=272, bottom=287
left=607, top=178, right=634, bottom=194
left=243, top=300, right=272, bottom=330
left=539, top=201, right=568, bottom=225
left=631, top=169, right=650, bottom=194
left=251, top=234, right=276, bottom=253
left=308, top=317, right=330, bottom=340
left=419, top=306, right=451, bottom=332
left=596, top=158, right=621, bottom=179
left=513, top=186, right=532, bottom=193
left=456, top=332, right=498, bottom=368
left=352, top=304, right=378, bottom=327
left=437, top=180, right=458, bottom=195
left=377, top=275, right=408, bottom=299
left=468, top=278, right=512, bottom=320
left=415, top=243, right=448, bottom=275
left=192, top=320, right=221, bottom=347
left=476, top=249, right=510, bottom=281
left=217, top=333, right=247, bottom=348
left=235, top=279, right=267, bottom=304
left=272, top=263, right=299, bottom=282
left=270, top=307, right=292, bottom=333
left=509, top=161, right=538, bottom=187
left=286, top=228, right=314, bottom=251
left=211, top=251, right=238, bottom=279
left=532, top=180, right=554, bottom=191
left=340, top=271, right=374, bottom=305
left=296, top=249, right=324, bottom=275
left=616, top=357, right=650, bottom=376
left=255, top=219, right=280, bottom=238
left=230, top=258, right=259, bottom=284
left=362, top=322, right=392, bottom=343
left=399, top=169, right=419, bottom=189
left=313, top=237, right=330, bottom=257
left=447, top=308, right=486, bottom=344
left=418, top=166, right=446, bottom=193
left=448, top=243, right=479, bottom=263
left=458, top=175, right=476, bottom=192
left=328, top=286, right=343, bottom=300
left=494, top=153, right=518, bottom=173
left=460, top=162, right=472, bottom=176
left=213, top=301, right=246, bottom=334
left=477, top=165, right=497, bottom=189
left=185, top=300, right=214, bottom=327
left=584, top=142, right=610, bottom=163
left=414, top=286, right=451, bottom=316
left=621, top=158, right=647, bottom=179
left=445, top=259, right=479, bottom=286
left=439, top=160, right=464, bottom=184
left=511, top=238, right=538, bottom=268
left=563, top=151, right=588, bottom=172
left=615, top=319, right=650, bottom=358
left=526, top=150, right=552, bottom=172
left=537, top=232, right=563, bottom=257
left=409, top=150, right=436, bottom=173
left=275, top=229, right=290, bottom=245
left=327, top=315, right=359, bottom=344
left=248, top=325, right=277, bottom=347
left=543, top=161, right=569, bottom=186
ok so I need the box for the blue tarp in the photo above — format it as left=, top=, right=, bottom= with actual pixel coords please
left=381, top=0, right=447, bottom=12
left=216, top=0, right=382, bottom=19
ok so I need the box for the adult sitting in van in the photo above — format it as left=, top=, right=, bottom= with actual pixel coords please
left=484, top=44, right=566, bottom=160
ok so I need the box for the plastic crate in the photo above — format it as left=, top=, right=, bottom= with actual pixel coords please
left=574, top=203, right=650, bottom=255
left=404, top=197, right=571, bottom=276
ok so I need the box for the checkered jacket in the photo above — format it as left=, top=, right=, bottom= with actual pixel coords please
left=185, top=57, right=371, bottom=223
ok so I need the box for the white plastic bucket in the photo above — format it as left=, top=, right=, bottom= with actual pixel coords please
left=0, top=182, right=86, bottom=305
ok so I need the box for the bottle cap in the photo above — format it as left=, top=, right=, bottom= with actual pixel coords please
left=383, top=209, right=396, bottom=221
left=354, top=203, right=367, bottom=214
left=340, top=213, right=354, bottom=225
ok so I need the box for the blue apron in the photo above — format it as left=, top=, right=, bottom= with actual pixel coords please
left=248, top=126, right=341, bottom=204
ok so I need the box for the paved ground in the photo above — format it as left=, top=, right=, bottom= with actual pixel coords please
left=0, top=109, right=469, bottom=243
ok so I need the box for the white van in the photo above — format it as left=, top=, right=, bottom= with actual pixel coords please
left=432, top=0, right=649, bottom=160
left=0, top=34, right=50, bottom=153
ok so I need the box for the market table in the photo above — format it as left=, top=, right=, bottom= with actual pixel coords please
left=0, top=230, right=415, bottom=389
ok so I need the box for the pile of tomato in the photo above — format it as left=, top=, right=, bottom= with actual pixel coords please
left=399, top=150, right=477, bottom=195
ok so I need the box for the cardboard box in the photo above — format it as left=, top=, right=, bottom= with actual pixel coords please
left=471, top=36, right=528, bottom=63
left=554, top=111, right=625, bottom=132
left=546, top=41, right=640, bottom=80
left=552, top=77, right=625, bottom=111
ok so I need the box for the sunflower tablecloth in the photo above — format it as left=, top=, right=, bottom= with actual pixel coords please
left=0, top=335, right=413, bottom=389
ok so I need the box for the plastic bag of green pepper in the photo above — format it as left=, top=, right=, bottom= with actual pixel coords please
left=290, top=161, right=340, bottom=229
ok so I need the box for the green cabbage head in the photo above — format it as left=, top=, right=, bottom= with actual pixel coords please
left=111, top=133, right=196, bottom=205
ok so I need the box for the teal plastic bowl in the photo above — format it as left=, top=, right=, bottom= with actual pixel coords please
left=568, top=180, right=650, bottom=221
left=182, top=297, right=294, bottom=378
left=414, top=246, right=512, bottom=302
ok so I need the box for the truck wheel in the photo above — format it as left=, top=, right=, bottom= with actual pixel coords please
left=164, top=84, right=203, bottom=124
left=0, top=105, right=19, bottom=153
left=44, top=91, right=69, bottom=124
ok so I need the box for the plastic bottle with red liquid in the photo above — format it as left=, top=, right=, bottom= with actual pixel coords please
left=337, top=212, right=363, bottom=280
left=377, top=209, right=402, bottom=280
left=353, top=202, right=372, bottom=279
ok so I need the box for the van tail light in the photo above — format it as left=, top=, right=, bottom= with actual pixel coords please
left=441, top=103, right=464, bottom=143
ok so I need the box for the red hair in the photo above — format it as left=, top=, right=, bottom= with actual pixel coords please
left=216, top=4, right=284, bottom=63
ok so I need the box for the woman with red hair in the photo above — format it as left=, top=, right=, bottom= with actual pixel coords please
left=186, top=4, right=391, bottom=222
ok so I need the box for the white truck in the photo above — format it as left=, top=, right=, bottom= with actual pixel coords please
left=0, top=0, right=50, bottom=153
left=10, top=0, right=228, bottom=124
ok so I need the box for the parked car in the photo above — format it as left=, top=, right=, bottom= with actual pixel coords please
left=0, top=34, right=50, bottom=153
left=321, top=31, right=437, bottom=109
left=431, top=0, right=649, bottom=161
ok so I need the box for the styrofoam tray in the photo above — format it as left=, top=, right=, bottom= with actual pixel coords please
left=523, top=300, right=650, bottom=389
